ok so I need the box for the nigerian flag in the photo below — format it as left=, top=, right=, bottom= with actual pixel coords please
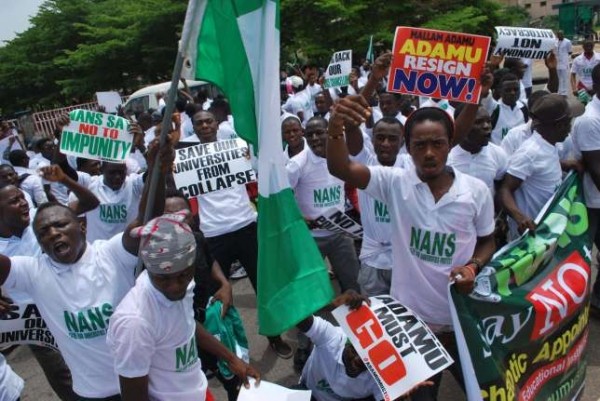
left=182, top=0, right=333, bottom=336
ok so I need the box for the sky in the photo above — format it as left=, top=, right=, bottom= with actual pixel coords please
left=0, top=0, right=45, bottom=44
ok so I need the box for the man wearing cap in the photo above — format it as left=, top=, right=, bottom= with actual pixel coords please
left=0, top=139, right=171, bottom=400
left=499, top=94, right=572, bottom=239
left=107, top=213, right=260, bottom=401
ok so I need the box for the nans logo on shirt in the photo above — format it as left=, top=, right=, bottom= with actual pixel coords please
left=99, top=204, right=127, bottom=224
left=64, top=303, right=113, bottom=339
left=374, top=200, right=390, bottom=223
left=175, top=336, right=199, bottom=372
left=409, top=227, right=456, bottom=265
left=313, top=185, right=341, bottom=208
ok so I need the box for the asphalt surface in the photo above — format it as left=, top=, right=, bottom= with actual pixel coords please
left=6, top=267, right=600, bottom=401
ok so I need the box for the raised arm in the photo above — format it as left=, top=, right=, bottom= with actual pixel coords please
left=326, top=96, right=372, bottom=189
left=40, top=165, right=100, bottom=214
left=122, top=138, right=174, bottom=255
left=453, top=68, right=494, bottom=146
left=360, top=53, right=391, bottom=101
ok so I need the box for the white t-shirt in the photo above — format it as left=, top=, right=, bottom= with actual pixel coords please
left=28, top=153, right=50, bottom=170
left=501, top=120, right=574, bottom=161
left=4, top=234, right=137, bottom=398
left=556, top=38, right=573, bottom=70
left=572, top=95, right=600, bottom=208
left=571, top=52, right=600, bottom=91
left=0, top=355, right=23, bottom=401
left=13, top=166, right=47, bottom=206
left=521, top=58, right=533, bottom=89
left=482, top=95, right=527, bottom=145
left=301, top=317, right=383, bottom=401
left=71, top=172, right=144, bottom=242
left=507, top=132, right=562, bottom=233
left=447, top=143, right=508, bottom=195
left=351, top=145, right=412, bottom=269
left=197, top=184, right=257, bottom=238
left=283, top=137, right=308, bottom=164
left=107, top=271, right=207, bottom=401
left=217, top=120, right=238, bottom=140
left=286, top=149, right=345, bottom=237
left=282, top=90, right=314, bottom=125
left=0, top=224, right=40, bottom=258
left=501, top=121, right=532, bottom=155
left=365, top=166, right=494, bottom=326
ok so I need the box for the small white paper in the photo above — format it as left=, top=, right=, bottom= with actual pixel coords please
left=237, top=379, right=311, bottom=401
left=96, top=91, right=123, bottom=113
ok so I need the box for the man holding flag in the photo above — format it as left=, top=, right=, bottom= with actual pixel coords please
left=181, top=0, right=334, bottom=343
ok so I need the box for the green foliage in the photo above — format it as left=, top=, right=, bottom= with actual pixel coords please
left=0, top=0, right=536, bottom=114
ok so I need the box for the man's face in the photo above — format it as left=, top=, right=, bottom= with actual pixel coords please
left=282, top=119, right=304, bottom=149
left=40, top=141, right=55, bottom=160
left=466, top=107, right=492, bottom=148
left=372, top=122, right=403, bottom=166
left=557, top=31, right=564, bottom=40
left=34, top=206, right=86, bottom=264
left=81, top=160, right=101, bottom=176
left=342, top=343, right=366, bottom=377
left=0, top=186, right=30, bottom=233
left=379, top=94, right=401, bottom=118
left=193, top=111, right=219, bottom=143
left=315, top=94, right=329, bottom=114
left=501, top=80, right=520, bottom=107
left=149, top=265, right=195, bottom=301
left=305, top=120, right=328, bottom=158
left=408, top=120, right=450, bottom=181
left=0, top=167, right=18, bottom=186
left=584, top=42, right=594, bottom=56
left=0, top=121, right=10, bottom=137
left=102, top=163, right=127, bottom=190
left=513, top=60, right=527, bottom=80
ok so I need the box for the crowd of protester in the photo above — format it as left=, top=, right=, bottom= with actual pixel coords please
left=0, top=30, right=599, bottom=401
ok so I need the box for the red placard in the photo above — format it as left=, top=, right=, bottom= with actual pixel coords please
left=387, top=27, right=491, bottom=104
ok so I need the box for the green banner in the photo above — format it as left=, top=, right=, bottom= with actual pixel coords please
left=450, top=173, right=591, bottom=401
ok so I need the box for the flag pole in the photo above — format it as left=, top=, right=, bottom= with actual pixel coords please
left=135, top=0, right=200, bottom=276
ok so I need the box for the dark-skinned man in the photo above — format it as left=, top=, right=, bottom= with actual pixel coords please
left=325, top=76, right=496, bottom=399
left=342, top=116, right=412, bottom=296
left=499, top=94, right=572, bottom=240
left=0, top=163, right=100, bottom=401
left=106, top=213, right=260, bottom=401
left=185, top=110, right=293, bottom=359
left=0, top=137, right=172, bottom=401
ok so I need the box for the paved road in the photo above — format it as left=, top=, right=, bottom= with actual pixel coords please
left=6, top=269, right=600, bottom=401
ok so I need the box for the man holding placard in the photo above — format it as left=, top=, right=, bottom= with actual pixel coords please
left=326, top=90, right=496, bottom=400
left=180, top=110, right=293, bottom=359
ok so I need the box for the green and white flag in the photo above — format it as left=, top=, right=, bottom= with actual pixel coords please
left=450, top=173, right=591, bottom=401
left=366, top=35, right=374, bottom=64
left=182, top=0, right=333, bottom=336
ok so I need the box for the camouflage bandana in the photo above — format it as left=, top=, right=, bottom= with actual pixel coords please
left=131, top=212, right=196, bottom=274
